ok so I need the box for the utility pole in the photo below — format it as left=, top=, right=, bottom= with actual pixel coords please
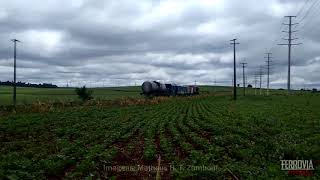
left=254, top=73, right=258, bottom=96
left=231, top=78, right=234, bottom=94
left=240, top=62, right=247, bottom=96
left=230, top=39, right=239, bottom=100
left=278, top=16, right=301, bottom=94
left=264, top=53, right=272, bottom=96
left=213, top=77, right=216, bottom=93
left=11, top=39, right=20, bottom=107
left=259, top=66, right=263, bottom=95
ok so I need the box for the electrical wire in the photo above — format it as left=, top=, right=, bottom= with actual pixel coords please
left=298, top=0, right=319, bottom=23
left=296, top=0, right=313, bottom=17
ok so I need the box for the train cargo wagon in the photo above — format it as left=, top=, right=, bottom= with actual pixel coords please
left=142, top=81, right=168, bottom=96
left=186, top=85, right=198, bottom=95
left=177, top=86, right=187, bottom=95
left=165, top=84, right=179, bottom=96
left=142, top=81, right=199, bottom=97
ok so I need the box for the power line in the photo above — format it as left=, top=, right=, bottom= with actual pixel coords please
left=296, top=0, right=313, bottom=17
left=268, top=0, right=311, bottom=56
left=298, top=0, right=319, bottom=23
left=278, top=16, right=302, bottom=94
left=299, top=0, right=320, bottom=33
left=230, top=39, right=239, bottom=100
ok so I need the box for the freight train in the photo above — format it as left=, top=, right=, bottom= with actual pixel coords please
left=141, top=81, right=199, bottom=96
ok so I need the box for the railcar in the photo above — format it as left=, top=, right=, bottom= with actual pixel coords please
left=141, top=81, right=199, bottom=97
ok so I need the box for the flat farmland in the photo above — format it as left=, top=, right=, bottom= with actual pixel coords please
left=1, top=94, right=319, bottom=179
left=0, top=86, right=142, bottom=106
left=0, top=85, right=233, bottom=106
left=0, top=85, right=293, bottom=106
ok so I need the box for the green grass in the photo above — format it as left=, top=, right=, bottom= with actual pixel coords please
left=0, top=86, right=142, bottom=105
left=0, top=93, right=319, bottom=179
left=1, top=85, right=227, bottom=105
left=1, top=84, right=303, bottom=106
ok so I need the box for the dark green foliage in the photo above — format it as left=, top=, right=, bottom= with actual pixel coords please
left=75, top=86, right=93, bottom=101
left=312, top=88, right=318, bottom=93
left=0, top=94, right=319, bottom=179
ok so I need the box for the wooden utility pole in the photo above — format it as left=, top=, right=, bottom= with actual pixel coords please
left=240, top=62, right=247, bottom=96
left=230, top=39, right=239, bottom=100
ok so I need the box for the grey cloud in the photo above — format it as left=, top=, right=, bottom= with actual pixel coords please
left=0, top=0, right=319, bottom=89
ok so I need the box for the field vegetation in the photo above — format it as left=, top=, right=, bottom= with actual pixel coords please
left=0, top=86, right=141, bottom=106
left=0, top=87, right=319, bottom=179
left=0, top=85, right=302, bottom=106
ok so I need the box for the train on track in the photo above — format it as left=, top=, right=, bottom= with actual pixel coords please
left=141, top=81, right=199, bottom=97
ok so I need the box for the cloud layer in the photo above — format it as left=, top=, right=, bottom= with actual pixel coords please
left=0, top=0, right=319, bottom=89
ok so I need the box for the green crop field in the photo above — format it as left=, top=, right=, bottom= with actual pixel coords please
left=1, top=90, right=319, bottom=179
left=0, top=85, right=294, bottom=106
left=0, top=85, right=235, bottom=106
left=0, top=86, right=143, bottom=106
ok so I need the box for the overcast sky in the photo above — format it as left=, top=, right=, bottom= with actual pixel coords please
left=0, top=0, right=319, bottom=89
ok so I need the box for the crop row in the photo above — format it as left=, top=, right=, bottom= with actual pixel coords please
left=2, top=95, right=319, bottom=179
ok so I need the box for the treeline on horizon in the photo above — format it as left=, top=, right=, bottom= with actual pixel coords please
left=0, top=81, right=58, bottom=88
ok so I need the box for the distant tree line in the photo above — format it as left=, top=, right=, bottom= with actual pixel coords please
left=301, top=88, right=318, bottom=93
left=0, top=81, right=58, bottom=88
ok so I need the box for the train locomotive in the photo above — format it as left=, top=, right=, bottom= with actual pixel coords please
left=141, top=81, right=199, bottom=96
